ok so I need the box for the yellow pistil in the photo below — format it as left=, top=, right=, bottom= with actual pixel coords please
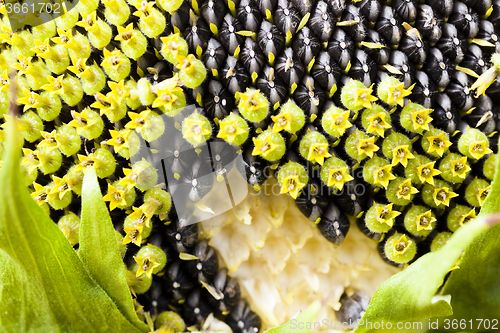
left=107, top=130, right=131, bottom=153
left=134, top=253, right=160, bottom=278
left=218, top=118, right=246, bottom=144
left=75, top=154, right=95, bottom=173
left=115, top=23, right=136, bottom=43
left=17, top=89, right=41, bottom=112
left=356, top=136, right=379, bottom=158
left=123, top=222, right=145, bottom=246
left=375, top=203, right=400, bottom=227
left=0, top=25, right=12, bottom=44
left=160, top=33, right=188, bottom=61
left=68, top=58, right=89, bottom=76
left=387, top=82, right=413, bottom=106
left=330, top=110, right=352, bottom=137
left=32, top=40, right=59, bottom=61
left=30, top=183, right=48, bottom=206
left=91, top=92, right=121, bottom=117
left=433, top=187, right=458, bottom=207
left=177, top=54, right=198, bottom=74
left=0, top=69, right=9, bottom=92
left=459, top=209, right=476, bottom=227
left=252, top=137, right=277, bottom=159
left=52, top=29, right=78, bottom=50
left=183, top=117, right=211, bottom=146
left=307, top=143, right=331, bottom=165
left=103, top=184, right=128, bottom=211
left=417, top=161, right=441, bottom=185
left=391, top=145, right=415, bottom=167
left=21, top=148, right=40, bottom=174
left=152, top=76, right=183, bottom=110
left=477, top=186, right=491, bottom=206
left=108, top=80, right=130, bottom=104
left=280, top=175, right=306, bottom=199
left=38, top=130, right=58, bottom=150
left=366, top=112, right=391, bottom=137
left=125, top=110, right=151, bottom=131
left=41, top=75, right=65, bottom=94
left=133, top=1, right=156, bottom=19
left=354, top=85, right=378, bottom=109
left=77, top=12, right=98, bottom=31
left=416, top=210, right=436, bottom=231
left=450, top=157, right=471, bottom=179
left=48, top=176, right=71, bottom=201
left=426, top=132, right=452, bottom=157
left=392, top=234, right=412, bottom=256
left=396, top=179, right=419, bottom=200
left=118, top=168, right=138, bottom=191
left=102, top=49, right=125, bottom=70
left=238, top=88, right=267, bottom=113
left=468, top=140, right=493, bottom=160
left=13, top=56, right=33, bottom=75
left=374, top=164, right=396, bottom=188
left=411, top=108, right=433, bottom=132
left=68, top=109, right=96, bottom=136
left=327, top=167, right=354, bottom=191
left=271, top=112, right=293, bottom=133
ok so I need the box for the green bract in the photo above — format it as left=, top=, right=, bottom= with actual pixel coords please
left=0, top=119, right=148, bottom=332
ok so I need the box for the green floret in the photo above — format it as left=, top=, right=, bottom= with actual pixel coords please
left=404, top=205, right=436, bottom=238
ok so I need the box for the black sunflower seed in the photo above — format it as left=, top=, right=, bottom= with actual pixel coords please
left=238, top=0, right=263, bottom=32
left=186, top=239, right=219, bottom=282
left=448, top=1, right=480, bottom=39
left=256, top=66, right=288, bottom=106
left=376, top=5, right=404, bottom=46
left=293, top=76, right=326, bottom=118
left=341, top=4, right=367, bottom=42
left=310, top=51, right=341, bottom=92
left=309, top=1, right=336, bottom=42
left=220, top=14, right=246, bottom=55
left=204, top=80, right=234, bottom=120
left=432, top=93, right=460, bottom=134
left=415, top=4, right=443, bottom=44
left=393, top=0, right=418, bottom=23
left=200, top=0, right=227, bottom=28
left=258, top=21, right=285, bottom=60
left=203, top=38, right=227, bottom=73
left=240, top=38, right=266, bottom=78
left=411, top=70, right=438, bottom=109
left=436, top=22, right=467, bottom=64
left=360, top=30, right=390, bottom=66
left=327, top=28, right=355, bottom=71
left=350, top=49, right=377, bottom=87
left=275, top=47, right=305, bottom=88
left=293, top=27, right=321, bottom=66
left=295, top=179, right=330, bottom=221
left=220, top=56, right=250, bottom=94
left=317, top=202, right=350, bottom=245
left=226, top=300, right=262, bottom=333
left=422, top=47, right=453, bottom=89
left=208, top=268, right=241, bottom=313
left=445, top=71, right=474, bottom=111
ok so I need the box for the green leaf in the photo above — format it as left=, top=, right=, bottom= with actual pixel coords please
left=265, top=300, right=322, bottom=333
left=79, top=168, right=149, bottom=332
left=0, top=119, right=145, bottom=333
left=0, top=249, right=58, bottom=332
left=354, top=214, right=500, bottom=333
left=438, top=149, right=500, bottom=324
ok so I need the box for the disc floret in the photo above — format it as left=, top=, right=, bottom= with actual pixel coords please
left=277, top=161, right=309, bottom=199
left=341, top=79, right=378, bottom=111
